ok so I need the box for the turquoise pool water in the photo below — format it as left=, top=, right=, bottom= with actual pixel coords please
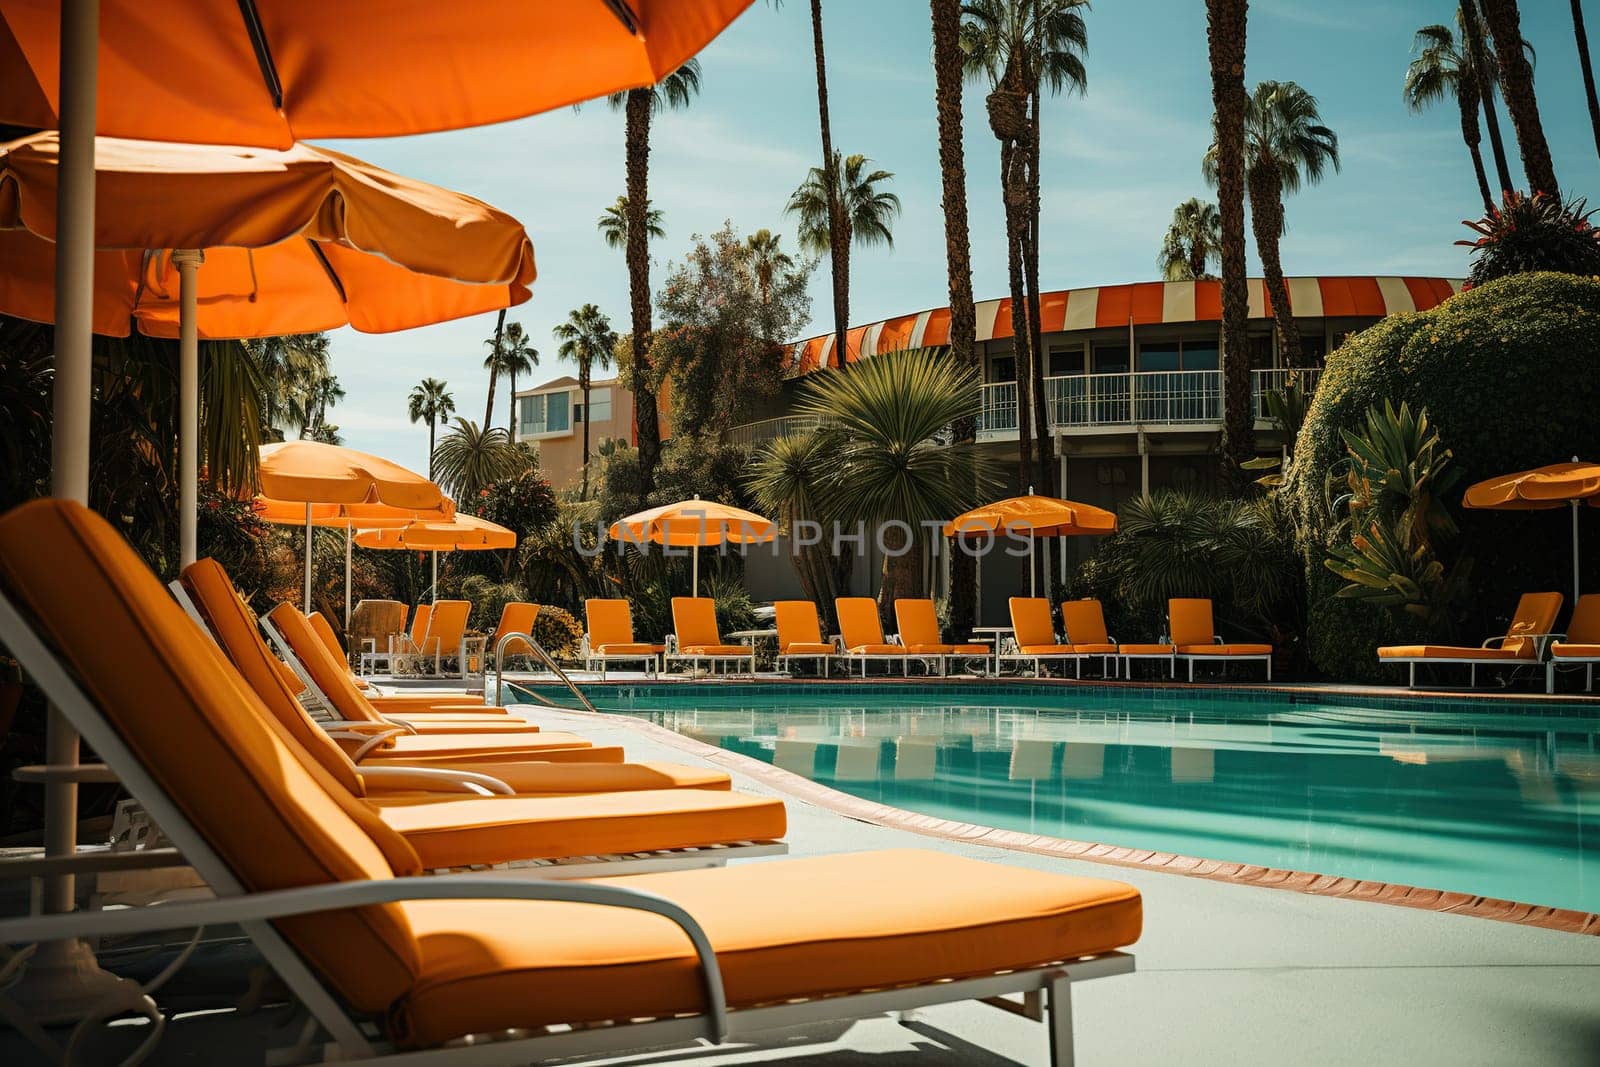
left=542, top=684, right=1600, bottom=912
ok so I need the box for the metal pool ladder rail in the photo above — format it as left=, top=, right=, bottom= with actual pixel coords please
left=493, top=631, right=600, bottom=715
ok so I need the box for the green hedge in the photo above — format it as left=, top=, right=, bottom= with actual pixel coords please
left=1287, top=272, right=1600, bottom=678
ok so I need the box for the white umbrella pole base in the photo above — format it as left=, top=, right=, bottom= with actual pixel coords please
left=3, top=937, right=142, bottom=1026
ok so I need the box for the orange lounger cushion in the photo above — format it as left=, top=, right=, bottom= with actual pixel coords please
left=1377, top=645, right=1524, bottom=661
left=364, top=731, right=596, bottom=759
left=847, top=644, right=906, bottom=655
left=1068, top=643, right=1117, bottom=655
left=678, top=644, right=754, bottom=656
left=1552, top=643, right=1600, bottom=658
left=1180, top=643, right=1272, bottom=656
left=1119, top=643, right=1175, bottom=655
left=1019, top=644, right=1077, bottom=656
left=363, top=744, right=627, bottom=767
left=904, top=643, right=989, bottom=655
left=395, top=849, right=1141, bottom=1048
left=368, top=695, right=492, bottom=709
left=373, top=789, right=786, bottom=870
left=425, top=761, right=731, bottom=794
left=781, top=642, right=834, bottom=655
left=596, top=643, right=664, bottom=655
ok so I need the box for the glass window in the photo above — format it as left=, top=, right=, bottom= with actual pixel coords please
left=1047, top=347, right=1081, bottom=376
left=1247, top=333, right=1275, bottom=369
left=588, top=387, right=613, bottom=424
left=1182, top=341, right=1219, bottom=370
left=1092, top=344, right=1129, bottom=374
left=518, top=395, right=541, bottom=435
left=1138, top=342, right=1180, bottom=372
left=545, top=391, right=570, bottom=432
left=1300, top=332, right=1328, bottom=365
left=573, top=403, right=584, bottom=423
left=990, top=356, right=1017, bottom=383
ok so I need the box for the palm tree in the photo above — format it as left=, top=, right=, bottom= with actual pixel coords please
left=1158, top=198, right=1223, bottom=280
left=1206, top=80, right=1340, bottom=369
left=407, top=377, right=455, bottom=479
left=304, top=373, right=344, bottom=442
left=1459, top=0, right=1516, bottom=195
left=492, top=322, right=539, bottom=435
left=552, top=304, right=617, bottom=499
left=430, top=417, right=525, bottom=500
left=1204, top=0, right=1253, bottom=482
left=481, top=309, right=506, bottom=430
left=1575, top=0, right=1600, bottom=161
left=747, top=432, right=845, bottom=630
left=805, top=0, right=849, bottom=368
left=1405, top=21, right=1496, bottom=212
left=794, top=347, right=996, bottom=621
left=597, top=195, right=665, bottom=250
left=930, top=0, right=981, bottom=633
left=743, top=228, right=794, bottom=306
left=245, top=332, right=332, bottom=440
left=1480, top=0, right=1559, bottom=197
left=786, top=151, right=900, bottom=361
left=609, top=60, right=700, bottom=499
left=961, top=0, right=1088, bottom=496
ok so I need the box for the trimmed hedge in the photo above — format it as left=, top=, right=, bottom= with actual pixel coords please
left=1287, top=272, right=1600, bottom=679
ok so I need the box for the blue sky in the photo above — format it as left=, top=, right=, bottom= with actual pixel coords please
left=325, top=0, right=1600, bottom=475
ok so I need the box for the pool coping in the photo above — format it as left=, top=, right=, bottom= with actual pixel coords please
left=546, top=706, right=1600, bottom=938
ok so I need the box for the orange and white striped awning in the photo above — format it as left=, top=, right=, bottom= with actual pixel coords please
left=785, top=275, right=1464, bottom=373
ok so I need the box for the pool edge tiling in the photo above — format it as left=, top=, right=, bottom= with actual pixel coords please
left=550, top=706, right=1600, bottom=938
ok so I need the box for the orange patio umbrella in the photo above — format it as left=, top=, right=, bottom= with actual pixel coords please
left=258, top=441, right=445, bottom=611
left=945, top=489, right=1119, bottom=597
left=355, top=515, right=518, bottom=604
left=0, top=131, right=535, bottom=567
left=1462, top=459, right=1600, bottom=603
left=609, top=495, right=775, bottom=594
left=253, top=493, right=457, bottom=623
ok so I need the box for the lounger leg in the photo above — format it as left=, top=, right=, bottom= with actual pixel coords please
left=1470, top=664, right=1476, bottom=688
left=1588, top=664, right=1594, bottom=692
left=1548, top=662, right=1556, bottom=695
left=1047, top=973, right=1075, bottom=1067
left=1188, top=659, right=1194, bottom=683
left=1266, top=658, right=1272, bottom=682
left=1408, top=662, right=1415, bottom=689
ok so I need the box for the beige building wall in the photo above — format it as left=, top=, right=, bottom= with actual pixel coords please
left=512, top=375, right=635, bottom=491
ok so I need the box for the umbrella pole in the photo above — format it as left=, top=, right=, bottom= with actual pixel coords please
left=432, top=551, right=438, bottom=603
left=1574, top=500, right=1582, bottom=605
left=1029, top=538, right=1036, bottom=598
left=27, top=0, right=139, bottom=1023
left=304, top=504, right=314, bottom=611
left=693, top=548, right=699, bottom=597
left=175, top=250, right=202, bottom=567
left=345, top=524, right=353, bottom=627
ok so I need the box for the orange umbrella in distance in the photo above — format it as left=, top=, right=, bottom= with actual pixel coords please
left=1462, top=459, right=1600, bottom=603
left=0, top=1, right=758, bottom=147
left=609, top=495, right=775, bottom=594
left=355, top=516, right=517, bottom=604
left=944, top=490, right=1119, bottom=597
left=258, top=441, right=444, bottom=610
left=0, top=131, right=534, bottom=569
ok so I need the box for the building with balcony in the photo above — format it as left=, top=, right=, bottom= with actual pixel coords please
left=512, top=374, right=632, bottom=491
left=729, top=274, right=1463, bottom=616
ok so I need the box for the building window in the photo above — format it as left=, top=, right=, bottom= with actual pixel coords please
left=1300, top=332, right=1328, bottom=365
left=1181, top=341, right=1219, bottom=370
left=1047, top=347, right=1081, bottom=376
left=588, top=387, right=613, bottom=424
left=1092, top=344, right=1129, bottom=374
left=990, top=356, right=1017, bottom=383
left=1247, top=333, right=1275, bottom=369
left=574, top=403, right=584, bottom=424
left=518, top=391, right=572, bottom=436
left=1138, top=342, right=1181, bottom=372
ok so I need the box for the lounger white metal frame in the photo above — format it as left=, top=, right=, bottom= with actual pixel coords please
left=1547, top=647, right=1600, bottom=694
left=838, top=638, right=911, bottom=677
left=996, top=634, right=1084, bottom=679
left=1178, top=637, right=1273, bottom=682
left=662, top=636, right=757, bottom=678
left=0, top=586, right=1135, bottom=1067
left=1381, top=632, right=1556, bottom=689
left=776, top=636, right=840, bottom=677
left=580, top=635, right=661, bottom=678
left=1119, top=648, right=1177, bottom=679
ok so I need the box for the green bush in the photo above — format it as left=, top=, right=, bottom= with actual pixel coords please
left=531, top=605, right=583, bottom=661
left=1287, top=272, right=1600, bottom=677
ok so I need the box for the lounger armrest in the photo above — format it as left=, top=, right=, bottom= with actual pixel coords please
left=1483, top=632, right=1560, bottom=655
left=358, top=765, right=513, bottom=796
left=0, top=874, right=731, bottom=1043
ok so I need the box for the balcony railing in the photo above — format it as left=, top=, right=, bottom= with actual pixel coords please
left=724, top=414, right=824, bottom=450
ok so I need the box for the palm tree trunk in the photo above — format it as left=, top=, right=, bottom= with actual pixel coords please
left=580, top=374, right=592, bottom=499
left=1457, top=80, right=1496, bottom=212
left=1575, top=0, right=1600, bottom=161
left=1249, top=169, right=1303, bottom=369
left=507, top=368, right=517, bottom=440
left=1025, top=86, right=1052, bottom=503
left=483, top=308, right=505, bottom=429
left=427, top=417, right=436, bottom=480
left=930, top=0, right=979, bottom=631
left=624, top=88, right=661, bottom=498
left=1481, top=0, right=1560, bottom=197
left=1001, top=138, right=1033, bottom=493
left=1460, top=0, right=1516, bottom=196
left=810, top=0, right=849, bottom=367
left=877, top=535, right=923, bottom=626
left=1207, top=0, right=1254, bottom=483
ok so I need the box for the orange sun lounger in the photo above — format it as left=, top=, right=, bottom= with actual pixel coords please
left=773, top=600, right=836, bottom=675
left=1378, top=592, right=1562, bottom=688
left=1058, top=599, right=1120, bottom=677
left=1004, top=598, right=1084, bottom=677
left=307, top=608, right=486, bottom=709
left=1170, top=598, right=1273, bottom=682
left=0, top=498, right=1141, bottom=1067
left=835, top=597, right=909, bottom=676
left=584, top=598, right=665, bottom=678
left=1549, top=593, right=1600, bottom=693
left=666, top=597, right=755, bottom=676
left=894, top=598, right=989, bottom=675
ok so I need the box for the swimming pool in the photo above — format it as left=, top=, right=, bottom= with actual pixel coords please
left=530, top=683, right=1600, bottom=913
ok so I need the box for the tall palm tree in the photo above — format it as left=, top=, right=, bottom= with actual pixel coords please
left=1575, top=0, right=1600, bottom=161
left=493, top=322, right=539, bottom=435
left=743, top=228, right=794, bottom=306
left=805, top=0, right=849, bottom=368
left=794, top=347, right=996, bottom=620
left=961, top=0, right=1088, bottom=496
left=304, top=373, right=344, bottom=442
left=786, top=152, right=901, bottom=361
left=481, top=308, right=506, bottom=430
left=245, top=332, right=332, bottom=440
left=1206, top=80, right=1340, bottom=369
left=1205, top=0, right=1253, bottom=481
left=930, top=0, right=981, bottom=632
left=1405, top=21, right=1496, bottom=211
left=1459, top=0, right=1516, bottom=195
left=609, top=60, right=700, bottom=499
left=430, top=417, right=524, bottom=500
left=1480, top=0, right=1560, bottom=196
left=407, top=377, right=455, bottom=479
left=1158, top=198, right=1223, bottom=280
left=552, top=304, right=617, bottom=499
left=597, top=195, right=665, bottom=250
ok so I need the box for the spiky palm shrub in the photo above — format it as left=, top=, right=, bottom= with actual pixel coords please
left=1459, top=192, right=1600, bottom=285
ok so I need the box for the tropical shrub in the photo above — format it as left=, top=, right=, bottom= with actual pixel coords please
left=531, top=605, right=584, bottom=661
left=1458, top=192, right=1600, bottom=287
left=459, top=574, right=525, bottom=633
left=1287, top=272, right=1600, bottom=677
left=468, top=466, right=559, bottom=536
